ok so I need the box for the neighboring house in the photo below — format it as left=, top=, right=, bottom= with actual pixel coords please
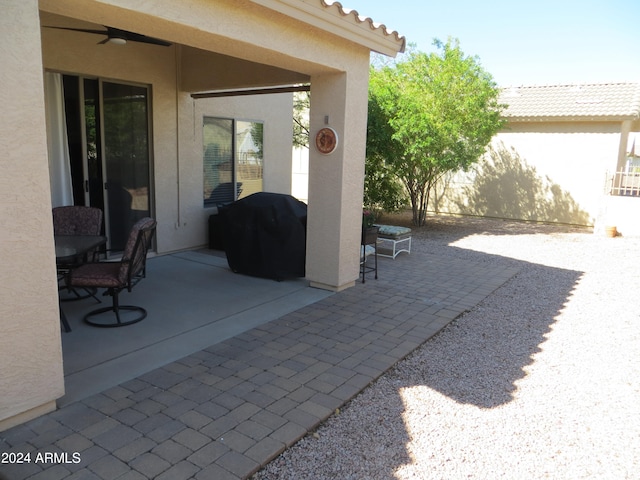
left=0, top=0, right=404, bottom=430
left=434, top=83, right=640, bottom=234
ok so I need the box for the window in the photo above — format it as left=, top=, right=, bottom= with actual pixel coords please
left=203, top=117, right=263, bottom=206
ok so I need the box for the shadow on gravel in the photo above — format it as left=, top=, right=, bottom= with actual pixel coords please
left=256, top=216, right=585, bottom=480
left=369, top=214, right=585, bottom=408
left=397, top=254, right=582, bottom=409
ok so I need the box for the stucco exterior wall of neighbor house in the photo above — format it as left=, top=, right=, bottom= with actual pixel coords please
left=0, top=0, right=65, bottom=430
left=1, top=0, right=404, bottom=429
left=435, top=122, right=621, bottom=226
left=434, top=83, right=640, bottom=230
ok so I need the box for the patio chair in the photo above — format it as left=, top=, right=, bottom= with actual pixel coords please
left=53, top=205, right=103, bottom=237
left=53, top=206, right=103, bottom=302
left=69, top=217, right=157, bottom=327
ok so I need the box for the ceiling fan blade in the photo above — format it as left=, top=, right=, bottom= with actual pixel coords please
left=45, top=25, right=171, bottom=47
left=44, top=26, right=109, bottom=36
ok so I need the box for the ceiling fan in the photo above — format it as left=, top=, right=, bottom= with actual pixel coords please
left=45, top=25, right=172, bottom=47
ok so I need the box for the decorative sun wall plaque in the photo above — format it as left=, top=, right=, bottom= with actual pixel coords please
left=315, top=127, right=338, bottom=155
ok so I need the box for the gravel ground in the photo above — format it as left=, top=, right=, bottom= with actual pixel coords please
left=254, top=214, right=640, bottom=480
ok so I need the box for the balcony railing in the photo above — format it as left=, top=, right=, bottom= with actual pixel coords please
left=607, top=170, right=640, bottom=197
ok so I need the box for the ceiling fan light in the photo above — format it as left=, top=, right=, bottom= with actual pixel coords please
left=108, top=37, right=127, bottom=45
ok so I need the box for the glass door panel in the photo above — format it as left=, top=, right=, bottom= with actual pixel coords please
left=203, top=117, right=234, bottom=206
left=236, top=121, right=263, bottom=199
left=102, top=81, right=150, bottom=251
left=83, top=78, right=105, bottom=213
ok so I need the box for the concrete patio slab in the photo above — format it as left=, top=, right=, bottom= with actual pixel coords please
left=59, top=251, right=332, bottom=406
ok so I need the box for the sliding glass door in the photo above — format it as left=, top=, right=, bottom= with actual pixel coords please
left=61, top=75, right=151, bottom=251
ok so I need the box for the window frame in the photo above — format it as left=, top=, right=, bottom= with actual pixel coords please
left=203, top=116, right=264, bottom=207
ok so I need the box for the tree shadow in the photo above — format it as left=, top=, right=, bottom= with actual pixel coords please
left=255, top=216, right=585, bottom=479
left=440, top=143, right=591, bottom=226
left=361, top=227, right=583, bottom=410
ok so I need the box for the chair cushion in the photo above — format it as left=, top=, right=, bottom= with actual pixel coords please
left=376, top=225, right=412, bottom=238
left=361, top=245, right=375, bottom=258
left=53, top=206, right=102, bottom=236
left=70, top=262, right=123, bottom=289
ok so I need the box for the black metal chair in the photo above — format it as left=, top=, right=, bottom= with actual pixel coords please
left=69, top=217, right=156, bottom=327
left=360, top=226, right=379, bottom=283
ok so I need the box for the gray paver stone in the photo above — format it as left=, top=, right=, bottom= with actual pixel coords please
left=151, top=439, right=192, bottom=463
left=173, top=427, right=211, bottom=451
left=195, top=462, right=238, bottom=480
left=112, top=436, right=156, bottom=462
left=235, top=420, right=272, bottom=441
left=144, top=419, right=187, bottom=443
left=92, top=424, right=142, bottom=451
left=217, top=450, right=260, bottom=478
left=87, top=454, right=130, bottom=479
left=130, top=452, right=171, bottom=478
left=187, top=440, right=230, bottom=468
left=244, top=436, right=286, bottom=464
left=55, top=432, right=93, bottom=453
left=66, top=468, right=102, bottom=479
left=218, top=430, right=255, bottom=453
left=269, top=421, right=307, bottom=446
left=29, top=464, right=70, bottom=480
left=155, top=460, right=201, bottom=480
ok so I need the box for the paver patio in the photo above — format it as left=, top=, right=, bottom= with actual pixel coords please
left=0, top=241, right=518, bottom=480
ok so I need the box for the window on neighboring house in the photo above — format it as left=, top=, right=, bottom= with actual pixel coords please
left=203, top=117, right=264, bottom=206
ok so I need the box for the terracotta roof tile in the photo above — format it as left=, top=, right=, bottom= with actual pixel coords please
left=500, top=83, right=640, bottom=121
left=322, top=1, right=406, bottom=52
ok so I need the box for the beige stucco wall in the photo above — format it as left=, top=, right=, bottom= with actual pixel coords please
left=181, top=91, right=295, bottom=252
left=435, top=122, right=622, bottom=226
left=0, top=0, right=65, bottom=430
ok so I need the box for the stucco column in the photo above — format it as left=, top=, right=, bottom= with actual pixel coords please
left=0, top=0, right=65, bottom=430
left=306, top=69, right=369, bottom=291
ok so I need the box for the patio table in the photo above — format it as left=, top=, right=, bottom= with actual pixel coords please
left=55, top=234, right=107, bottom=332
left=55, top=235, right=107, bottom=264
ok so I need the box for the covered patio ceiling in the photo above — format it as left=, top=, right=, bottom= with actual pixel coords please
left=39, top=11, right=313, bottom=94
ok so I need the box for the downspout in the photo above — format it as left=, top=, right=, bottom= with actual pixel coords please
left=175, top=44, right=182, bottom=229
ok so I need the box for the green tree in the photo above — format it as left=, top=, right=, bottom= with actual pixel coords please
left=364, top=84, right=407, bottom=215
left=293, top=90, right=310, bottom=148
left=368, top=38, right=505, bottom=226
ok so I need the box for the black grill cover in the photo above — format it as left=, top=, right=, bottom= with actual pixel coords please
left=218, top=192, right=307, bottom=280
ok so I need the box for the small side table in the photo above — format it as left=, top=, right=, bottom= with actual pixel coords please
left=376, top=225, right=412, bottom=259
left=361, top=226, right=379, bottom=283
